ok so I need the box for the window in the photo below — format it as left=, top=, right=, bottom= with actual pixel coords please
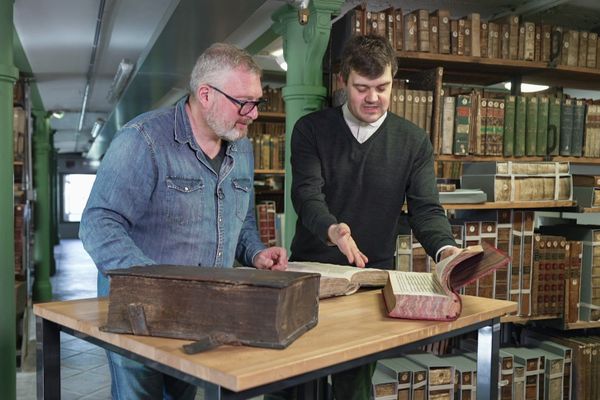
left=63, top=174, right=96, bottom=222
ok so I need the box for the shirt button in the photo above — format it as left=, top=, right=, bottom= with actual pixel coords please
left=219, top=218, right=222, bottom=223
left=218, top=252, right=222, bottom=257
left=184, top=186, right=189, bottom=192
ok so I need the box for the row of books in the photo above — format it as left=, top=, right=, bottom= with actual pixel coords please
left=389, top=84, right=435, bottom=137
left=14, top=106, right=27, bottom=162
left=255, top=201, right=284, bottom=248
left=439, top=93, right=600, bottom=158
left=248, top=121, right=285, bottom=171
left=460, top=161, right=573, bottom=202
left=347, top=6, right=600, bottom=70
left=14, top=203, right=29, bottom=280
left=258, top=85, right=284, bottom=114
left=396, top=208, right=594, bottom=321
left=372, top=332, right=574, bottom=400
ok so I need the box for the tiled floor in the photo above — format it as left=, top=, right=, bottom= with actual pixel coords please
left=17, top=239, right=112, bottom=400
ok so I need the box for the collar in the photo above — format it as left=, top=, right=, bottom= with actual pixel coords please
left=342, top=102, right=387, bottom=130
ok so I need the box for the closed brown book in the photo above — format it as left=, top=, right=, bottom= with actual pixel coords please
left=394, top=8, right=403, bottom=51
left=103, top=266, right=319, bottom=349
left=383, top=243, right=510, bottom=321
left=541, top=24, right=552, bottom=62
left=429, top=14, right=439, bottom=53
left=480, top=21, right=489, bottom=58
left=534, top=24, right=542, bottom=61
left=517, top=24, right=526, bottom=60
left=450, top=19, right=459, bottom=55
left=501, top=23, right=510, bottom=60
left=384, top=8, right=396, bottom=49
left=432, top=9, right=451, bottom=54
left=414, top=9, right=430, bottom=52
left=463, top=18, right=472, bottom=56
left=404, top=12, right=418, bottom=51
left=578, top=31, right=588, bottom=67
left=566, top=30, right=580, bottom=66
left=457, top=19, right=466, bottom=56
left=588, top=32, right=598, bottom=68
left=366, top=11, right=378, bottom=36
left=523, top=22, right=536, bottom=61
left=567, top=240, right=583, bottom=324
left=467, top=13, right=481, bottom=57
left=488, top=22, right=500, bottom=58
left=350, top=6, right=366, bottom=36
left=572, top=174, right=600, bottom=187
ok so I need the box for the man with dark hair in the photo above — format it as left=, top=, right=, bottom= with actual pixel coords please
left=290, top=34, right=461, bottom=398
left=80, top=42, right=287, bottom=400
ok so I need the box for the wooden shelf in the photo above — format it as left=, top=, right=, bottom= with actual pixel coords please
left=257, top=111, right=285, bottom=121
left=437, top=155, right=600, bottom=164
left=395, top=51, right=600, bottom=90
left=443, top=200, right=575, bottom=210
left=501, top=314, right=560, bottom=324
left=255, top=169, right=284, bottom=175
left=562, top=320, right=600, bottom=330
left=579, top=207, right=600, bottom=213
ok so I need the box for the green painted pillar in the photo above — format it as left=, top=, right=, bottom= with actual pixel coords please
left=32, top=110, right=53, bottom=301
left=0, top=1, right=19, bottom=398
left=51, top=149, right=59, bottom=246
left=272, top=0, right=344, bottom=250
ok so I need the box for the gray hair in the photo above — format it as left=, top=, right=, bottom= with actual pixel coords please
left=189, top=43, right=262, bottom=96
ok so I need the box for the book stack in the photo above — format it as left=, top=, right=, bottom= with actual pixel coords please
left=255, top=201, right=277, bottom=247
left=460, top=161, right=572, bottom=202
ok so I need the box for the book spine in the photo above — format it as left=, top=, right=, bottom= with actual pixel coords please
left=526, top=97, right=539, bottom=156
left=453, top=95, right=471, bottom=155
left=514, top=96, right=527, bottom=156
left=468, top=13, right=481, bottom=57
left=547, top=97, right=562, bottom=156
left=536, top=96, right=549, bottom=156
left=559, top=99, right=573, bottom=156
left=441, top=96, right=456, bottom=155
left=435, top=10, right=451, bottom=54
left=571, top=100, right=585, bottom=157
left=503, top=95, right=516, bottom=156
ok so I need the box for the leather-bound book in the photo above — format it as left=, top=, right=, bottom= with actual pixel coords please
left=102, top=266, right=319, bottom=351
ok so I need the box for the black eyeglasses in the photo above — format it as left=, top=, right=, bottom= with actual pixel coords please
left=208, top=85, right=267, bottom=116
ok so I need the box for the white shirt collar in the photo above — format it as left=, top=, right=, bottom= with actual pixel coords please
left=342, top=102, right=387, bottom=143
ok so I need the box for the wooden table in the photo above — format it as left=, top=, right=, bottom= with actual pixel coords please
left=34, top=291, right=516, bottom=400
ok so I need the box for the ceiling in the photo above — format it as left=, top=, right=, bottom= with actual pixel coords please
left=12, top=0, right=600, bottom=157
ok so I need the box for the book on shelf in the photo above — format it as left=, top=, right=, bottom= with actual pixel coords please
left=285, top=261, right=389, bottom=299
left=375, top=358, right=413, bottom=400
left=404, top=352, right=455, bottom=399
left=371, top=366, right=397, bottom=400
left=572, top=186, right=600, bottom=208
left=383, top=243, right=510, bottom=321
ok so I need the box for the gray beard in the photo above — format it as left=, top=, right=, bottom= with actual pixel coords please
left=206, top=106, right=244, bottom=142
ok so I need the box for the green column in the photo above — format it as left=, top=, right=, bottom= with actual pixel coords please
left=51, top=149, right=60, bottom=246
left=272, top=0, right=344, bottom=250
left=0, top=1, right=19, bottom=398
left=32, top=111, right=53, bottom=301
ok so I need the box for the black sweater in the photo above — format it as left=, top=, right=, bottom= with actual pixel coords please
left=290, top=107, right=455, bottom=269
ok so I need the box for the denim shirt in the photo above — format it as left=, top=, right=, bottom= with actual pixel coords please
left=79, top=97, right=265, bottom=295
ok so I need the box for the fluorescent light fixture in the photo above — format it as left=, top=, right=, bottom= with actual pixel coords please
left=270, top=48, right=287, bottom=71
left=51, top=111, right=64, bottom=119
left=503, top=82, right=550, bottom=93
left=90, top=119, right=105, bottom=139
left=106, top=59, right=135, bottom=103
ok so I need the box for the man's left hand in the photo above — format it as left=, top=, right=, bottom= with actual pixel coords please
left=253, top=247, right=288, bottom=271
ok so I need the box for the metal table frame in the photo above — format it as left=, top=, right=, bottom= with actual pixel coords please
left=37, top=315, right=500, bottom=400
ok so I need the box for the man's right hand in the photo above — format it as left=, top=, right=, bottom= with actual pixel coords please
left=328, top=223, right=369, bottom=268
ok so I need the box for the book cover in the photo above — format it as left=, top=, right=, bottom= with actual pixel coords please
left=454, top=94, right=472, bottom=155
left=547, top=97, right=561, bottom=156
left=571, top=100, right=585, bottom=157
left=559, top=99, right=573, bottom=156
left=383, top=243, right=510, bottom=321
left=503, top=95, right=516, bottom=156
left=536, top=96, right=549, bottom=156
left=432, top=9, right=450, bottom=54
left=514, top=96, right=527, bottom=156
left=526, top=96, right=539, bottom=156
left=285, top=261, right=389, bottom=299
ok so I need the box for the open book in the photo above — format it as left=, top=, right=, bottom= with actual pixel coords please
left=286, top=262, right=389, bottom=298
left=382, top=243, right=510, bottom=321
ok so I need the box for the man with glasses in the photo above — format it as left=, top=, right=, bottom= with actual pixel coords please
left=80, top=42, right=287, bottom=400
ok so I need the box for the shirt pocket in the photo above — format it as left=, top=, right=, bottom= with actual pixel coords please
left=165, top=176, right=204, bottom=223
left=232, top=178, right=251, bottom=221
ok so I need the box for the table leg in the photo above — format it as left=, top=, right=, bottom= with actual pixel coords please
left=476, top=318, right=500, bottom=400
left=36, top=317, right=61, bottom=400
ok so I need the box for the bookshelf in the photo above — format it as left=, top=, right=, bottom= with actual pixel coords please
left=443, top=200, right=575, bottom=210
left=13, top=78, right=34, bottom=369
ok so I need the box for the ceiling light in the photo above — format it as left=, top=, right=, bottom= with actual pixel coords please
left=90, top=119, right=105, bottom=139
left=107, top=59, right=135, bottom=103
left=270, top=48, right=287, bottom=71
left=51, top=111, right=64, bottom=119
left=503, top=82, right=550, bottom=93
